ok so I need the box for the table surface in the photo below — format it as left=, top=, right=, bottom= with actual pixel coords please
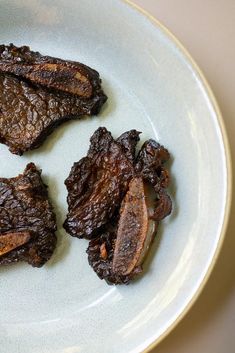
left=131, top=1, right=235, bottom=352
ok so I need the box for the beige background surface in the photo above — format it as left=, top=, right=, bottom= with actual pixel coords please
left=131, top=1, right=235, bottom=352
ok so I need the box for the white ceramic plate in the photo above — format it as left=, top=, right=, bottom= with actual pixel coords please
left=0, top=0, right=231, bottom=352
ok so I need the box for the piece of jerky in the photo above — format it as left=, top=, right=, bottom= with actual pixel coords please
left=65, top=127, right=172, bottom=284
left=0, top=44, right=107, bottom=155
left=87, top=177, right=155, bottom=284
left=64, top=128, right=140, bottom=239
left=0, top=163, right=57, bottom=267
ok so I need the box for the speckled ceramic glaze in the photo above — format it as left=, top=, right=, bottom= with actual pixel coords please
left=0, top=0, right=231, bottom=352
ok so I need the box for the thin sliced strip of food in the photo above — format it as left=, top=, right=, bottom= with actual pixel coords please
left=0, top=62, right=93, bottom=98
left=0, top=44, right=103, bottom=98
left=0, top=231, right=31, bottom=256
left=112, top=177, right=156, bottom=276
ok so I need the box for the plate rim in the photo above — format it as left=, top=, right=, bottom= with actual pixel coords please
left=121, top=0, right=232, bottom=351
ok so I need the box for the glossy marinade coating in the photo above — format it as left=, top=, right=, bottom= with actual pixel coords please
left=0, top=44, right=107, bottom=155
left=64, top=128, right=139, bottom=239
left=65, top=127, right=172, bottom=284
left=0, top=163, right=57, bottom=267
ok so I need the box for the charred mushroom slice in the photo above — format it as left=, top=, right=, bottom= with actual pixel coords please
left=112, top=177, right=156, bottom=277
left=87, top=177, right=157, bottom=285
left=0, top=163, right=57, bottom=267
left=0, top=44, right=100, bottom=98
left=0, top=44, right=107, bottom=155
left=64, top=128, right=134, bottom=239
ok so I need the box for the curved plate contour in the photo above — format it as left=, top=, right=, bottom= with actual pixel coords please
left=0, top=1, right=232, bottom=353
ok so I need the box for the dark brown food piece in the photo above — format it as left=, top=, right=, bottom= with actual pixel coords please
left=116, top=130, right=141, bottom=163
left=64, top=128, right=140, bottom=239
left=0, top=44, right=107, bottom=155
left=112, top=177, right=156, bottom=277
left=0, top=163, right=57, bottom=267
left=136, top=139, right=172, bottom=220
left=0, top=44, right=103, bottom=98
left=87, top=227, right=142, bottom=285
left=87, top=178, right=156, bottom=284
left=136, top=139, right=170, bottom=187
left=87, top=229, right=121, bottom=283
left=66, top=127, right=172, bottom=284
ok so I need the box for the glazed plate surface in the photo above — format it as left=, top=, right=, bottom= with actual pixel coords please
left=0, top=0, right=231, bottom=352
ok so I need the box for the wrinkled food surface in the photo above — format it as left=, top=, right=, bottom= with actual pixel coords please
left=0, top=163, right=57, bottom=267
left=65, top=127, right=172, bottom=284
left=0, top=44, right=107, bottom=155
left=64, top=128, right=139, bottom=239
